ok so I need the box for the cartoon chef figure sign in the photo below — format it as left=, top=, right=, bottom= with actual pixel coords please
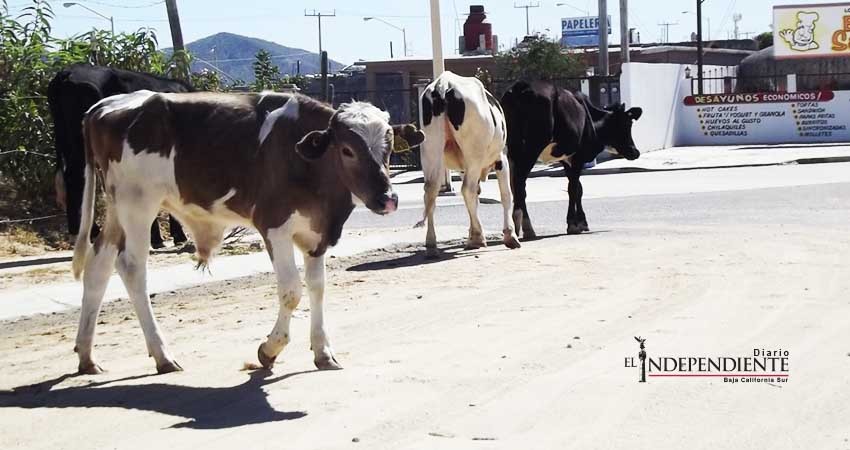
left=780, top=11, right=820, bottom=51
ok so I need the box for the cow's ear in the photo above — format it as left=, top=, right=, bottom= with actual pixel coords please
left=296, top=130, right=332, bottom=161
left=627, top=107, right=643, bottom=121
left=392, top=124, right=426, bottom=147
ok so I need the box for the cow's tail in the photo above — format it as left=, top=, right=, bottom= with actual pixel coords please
left=72, top=120, right=96, bottom=280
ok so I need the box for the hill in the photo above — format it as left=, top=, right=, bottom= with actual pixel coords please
left=166, top=32, right=345, bottom=83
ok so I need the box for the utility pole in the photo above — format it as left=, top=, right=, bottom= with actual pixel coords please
left=165, top=0, right=187, bottom=79
left=429, top=0, right=445, bottom=77
left=513, top=2, right=541, bottom=36
left=428, top=0, right=451, bottom=193
left=658, top=21, right=677, bottom=43
left=598, top=0, right=609, bottom=76
left=305, top=9, right=336, bottom=56
left=696, top=0, right=705, bottom=94
left=619, top=0, right=629, bottom=63
left=732, top=13, right=742, bottom=39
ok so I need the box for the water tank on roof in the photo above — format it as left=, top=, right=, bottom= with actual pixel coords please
left=463, top=5, right=493, bottom=53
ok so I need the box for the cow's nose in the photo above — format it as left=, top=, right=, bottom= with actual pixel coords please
left=379, top=192, right=398, bottom=214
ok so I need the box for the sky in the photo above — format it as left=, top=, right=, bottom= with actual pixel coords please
left=7, top=0, right=806, bottom=65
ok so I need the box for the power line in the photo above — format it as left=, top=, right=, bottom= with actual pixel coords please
left=514, top=1, right=540, bottom=36
left=304, top=9, right=335, bottom=56
left=76, top=0, right=164, bottom=8
left=658, top=21, right=678, bottom=43
left=715, top=0, right=737, bottom=39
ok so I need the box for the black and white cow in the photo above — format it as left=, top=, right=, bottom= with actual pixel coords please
left=419, top=71, right=520, bottom=257
left=48, top=64, right=189, bottom=248
left=73, top=90, right=424, bottom=374
left=501, top=80, right=642, bottom=237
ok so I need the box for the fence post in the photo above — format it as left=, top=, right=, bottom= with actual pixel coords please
left=787, top=74, right=797, bottom=93
left=723, top=76, right=733, bottom=93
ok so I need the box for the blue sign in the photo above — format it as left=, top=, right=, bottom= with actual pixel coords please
left=561, top=15, right=612, bottom=47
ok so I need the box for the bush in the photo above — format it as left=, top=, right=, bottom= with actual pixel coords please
left=0, top=0, right=194, bottom=204
left=493, top=35, right=584, bottom=82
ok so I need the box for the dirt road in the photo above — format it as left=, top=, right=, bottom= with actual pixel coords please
left=1, top=222, right=848, bottom=450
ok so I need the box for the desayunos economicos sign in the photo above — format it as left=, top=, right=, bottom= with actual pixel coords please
left=677, top=90, right=850, bottom=145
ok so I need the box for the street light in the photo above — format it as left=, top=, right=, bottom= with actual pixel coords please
left=682, top=10, right=710, bottom=40
left=556, top=2, right=589, bottom=15
left=364, top=17, right=408, bottom=57
left=63, top=2, right=114, bottom=35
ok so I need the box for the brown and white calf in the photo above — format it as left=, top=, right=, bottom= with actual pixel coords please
left=419, top=71, right=520, bottom=258
left=72, top=90, right=424, bottom=374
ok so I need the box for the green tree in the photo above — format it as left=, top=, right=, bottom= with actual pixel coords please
left=493, top=35, right=584, bottom=82
left=755, top=31, right=773, bottom=50
left=191, top=68, right=224, bottom=92
left=252, top=49, right=281, bottom=91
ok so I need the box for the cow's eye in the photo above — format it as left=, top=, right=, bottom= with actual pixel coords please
left=342, top=147, right=355, bottom=158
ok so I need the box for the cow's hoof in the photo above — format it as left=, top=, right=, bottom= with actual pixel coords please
left=503, top=235, right=521, bottom=249
left=78, top=362, right=105, bottom=375
left=314, top=355, right=343, bottom=371
left=522, top=230, right=538, bottom=241
left=156, top=360, right=184, bottom=374
left=567, top=224, right=583, bottom=235
left=257, top=344, right=277, bottom=369
left=579, top=221, right=590, bottom=232
left=425, top=246, right=439, bottom=259
left=151, top=241, right=165, bottom=250
left=464, top=237, right=487, bottom=250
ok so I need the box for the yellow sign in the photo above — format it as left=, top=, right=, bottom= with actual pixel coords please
left=773, top=2, right=850, bottom=58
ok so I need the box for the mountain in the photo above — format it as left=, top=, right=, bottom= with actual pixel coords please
left=166, top=32, right=345, bottom=83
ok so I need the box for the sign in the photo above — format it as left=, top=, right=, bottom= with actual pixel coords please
left=678, top=90, right=850, bottom=145
left=561, top=15, right=612, bottom=47
left=773, top=2, right=850, bottom=59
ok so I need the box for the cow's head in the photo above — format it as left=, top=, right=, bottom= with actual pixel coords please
left=602, top=103, right=642, bottom=160
left=296, top=102, right=424, bottom=215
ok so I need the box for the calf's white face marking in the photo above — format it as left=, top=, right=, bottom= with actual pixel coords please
left=259, top=98, right=300, bottom=146
left=336, top=102, right=392, bottom=160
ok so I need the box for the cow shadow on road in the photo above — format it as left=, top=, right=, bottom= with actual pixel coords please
left=0, top=368, right=311, bottom=429
left=347, top=236, right=544, bottom=272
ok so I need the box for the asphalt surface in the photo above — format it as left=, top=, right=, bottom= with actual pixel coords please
left=346, top=181, right=850, bottom=234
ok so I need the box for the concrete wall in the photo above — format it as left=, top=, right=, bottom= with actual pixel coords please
left=620, top=63, right=686, bottom=151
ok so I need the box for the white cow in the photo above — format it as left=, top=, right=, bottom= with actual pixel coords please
left=419, top=71, right=521, bottom=258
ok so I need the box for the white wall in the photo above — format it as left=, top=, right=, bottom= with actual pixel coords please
left=622, top=62, right=850, bottom=148
left=620, top=63, right=685, bottom=152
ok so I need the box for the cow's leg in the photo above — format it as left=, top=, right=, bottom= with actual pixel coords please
left=74, top=209, right=121, bottom=374
left=495, top=154, right=520, bottom=249
left=421, top=122, right=446, bottom=259
left=257, top=230, right=301, bottom=369
left=511, top=160, right=536, bottom=240
left=423, top=178, right=441, bottom=259
left=574, top=174, right=589, bottom=232
left=566, top=166, right=582, bottom=235
left=169, top=215, right=188, bottom=245
left=461, top=170, right=486, bottom=249
left=150, top=218, right=165, bottom=249
left=114, top=193, right=181, bottom=373
left=304, top=253, right=341, bottom=370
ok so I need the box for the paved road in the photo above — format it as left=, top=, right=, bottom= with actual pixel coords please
left=3, top=169, right=849, bottom=449
left=348, top=178, right=850, bottom=234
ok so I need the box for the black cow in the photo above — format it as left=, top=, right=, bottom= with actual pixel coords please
left=501, top=80, right=642, bottom=237
left=47, top=64, right=189, bottom=248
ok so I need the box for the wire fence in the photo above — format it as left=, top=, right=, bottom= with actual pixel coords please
left=690, top=72, right=850, bottom=95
